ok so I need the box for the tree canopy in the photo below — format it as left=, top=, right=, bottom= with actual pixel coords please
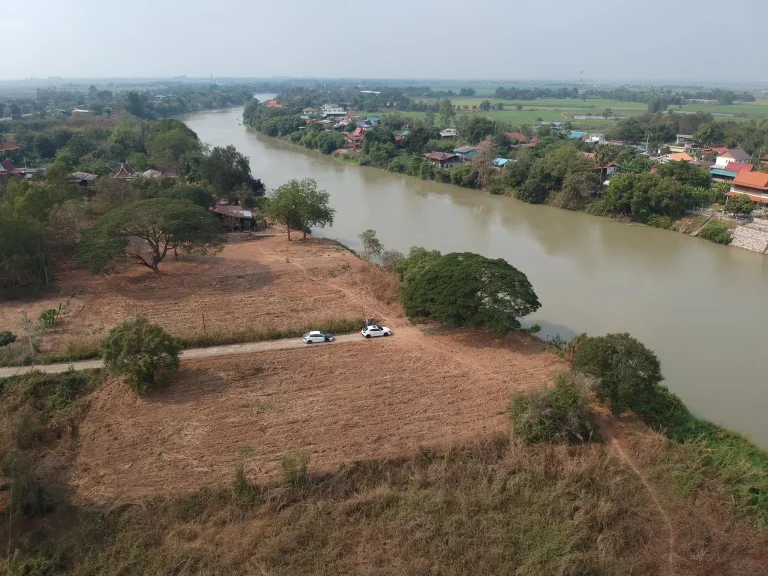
left=572, top=333, right=663, bottom=414
left=199, top=145, right=258, bottom=201
left=77, top=199, right=221, bottom=274
left=724, top=194, right=755, bottom=215
left=265, top=178, right=335, bottom=240
left=397, top=250, right=540, bottom=332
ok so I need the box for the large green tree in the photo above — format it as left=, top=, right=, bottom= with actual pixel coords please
left=572, top=333, right=663, bottom=414
left=77, top=199, right=221, bottom=274
left=265, top=178, right=335, bottom=240
left=398, top=251, right=540, bottom=333
left=201, top=145, right=257, bottom=200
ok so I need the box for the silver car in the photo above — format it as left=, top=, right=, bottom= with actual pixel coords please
left=303, top=331, right=335, bottom=344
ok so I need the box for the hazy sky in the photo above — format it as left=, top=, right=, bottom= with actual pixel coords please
left=3, top=0, right=766, bottom=83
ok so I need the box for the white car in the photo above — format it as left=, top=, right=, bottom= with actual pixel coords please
left=302, top=331, right=335, bottom=344
left=361, top=325, right=392, bottom=339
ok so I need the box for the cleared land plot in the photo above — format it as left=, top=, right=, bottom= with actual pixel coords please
left=0, top=236, right=370, bottom=357
left=72, top=330, right=564, bottom=503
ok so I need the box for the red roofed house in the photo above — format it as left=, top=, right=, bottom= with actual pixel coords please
left=724, top=162, right=754, bottom=173
left=506, top=132, right=529, bottom=144
left=266, top=100, right=283, bottom=109
left=522, top=137, right=540, bottom=148
left=0, top=159, right=26, bottom=176
left=583, top=152, right=618, bottom=180
left=762, top=154, right=768, bottom=165
left=0, top=141, right=20, bottom=152
left=114, top=162, right=137, bottom=180
left=345, top=126, right=366, bottom=150
left=424, top=152, right=461, bottom=168
left=712, top=146, right=729, bottom=155
left=728, top=172, right=768, bottom=205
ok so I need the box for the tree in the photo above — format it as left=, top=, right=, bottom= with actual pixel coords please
left=399, top=251, right=541, bottom=333
left=77, top=199, right=221, bottom=274
left=724, top=194, right=755, bottom=215
left=479, top=100, right=492, bottom=111
left=101, top=317, right=180, bottom=394
left=265, top=178, right=335, bottom=240
left=380, top=249, right=404, bottom=272
left=358, top=229, right=383, bottom=261
left=602, top=107, right=613, bottom=119
left=201, top=145, right=256, bottom=200
left=424, top=111, right=435, bottom=127
left=439, top=99, right=455, bottom=126
left=572, top=333, right=663, bottom=414
left=160, top=183, right=216, bottom=208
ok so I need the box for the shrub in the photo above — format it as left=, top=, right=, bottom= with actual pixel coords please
left=508, top=371, right=596, bottom=444
left=281, top=454, right=310, bottom=487
left=646, top=215, right=672, bottom=229
left=231, top=464, right=261, bottom=509
left=38, top=308, right=59, bottom=329
left=100, top=317, right=180, bottom=394
left=380, top=249, right=404, bottom=272
left=573, top=333, right=662, bottom=414
left=698, top=220, right=732, bottom=245
left=0, top=331, right=16, bottom=347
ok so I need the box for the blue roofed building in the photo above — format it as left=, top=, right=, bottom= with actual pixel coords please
left=567, top=131, right=587, bottom=140
left=454, top=145, right=477, bottom=159
left=492, top=158, right=511, bottom=167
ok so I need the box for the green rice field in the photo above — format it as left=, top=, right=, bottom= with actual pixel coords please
left=360, top=97, right=768, bottom=127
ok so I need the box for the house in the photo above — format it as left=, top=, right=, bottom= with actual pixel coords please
left=0, top=159, right=26, bottom=176
left=669, top=134, right=696, bottom=153
left=583, top=153, right=618, bottom=180
left=583, top=133, right=606, bottom=145
left=213, top=204, right=254, bottom=231
left=424, top=152, right=461, bottom=168
left=321, top=103, right=346, bottom=117
left=506, top=132, right=528, bottom=144
left=453, top=145, right=477, bottom=159
left=492, top=158, right=511, bottom=168
left=568, top=131, right=587, bottom=140
left=728, top=172, right=768, bottom=205
left=114, top=162, right=136, bottom=180
left=161, top=167, right=179, bottom=178
left=762, top=154, right=768, bottom=165
left=345, top=126, right=367, bottom=149
left=366, top=117, right=381, bottom=126
left=440, top=128, right=457, bottom=139
left=664, top=152, right=693, bottom=163
left=142, top=169, right=163, bottom=178
left=714, top=148, right=751, bottom=169
left=266, top=100, right=283, bottom=109
left=68, top=171, right=99, bottom=186
left=302, top=107, right=317, bottom=116
left=0, top=141, right=20, bottom=152
left=521, top=137, right=540, bottom=148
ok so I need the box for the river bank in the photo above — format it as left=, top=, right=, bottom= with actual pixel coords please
left=183, top=106, right=768, bottom=447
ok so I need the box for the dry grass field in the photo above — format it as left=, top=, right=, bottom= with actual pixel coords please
left=72, top=329, right=563, bottom=503
left=0, top=235, right=378, bottom=357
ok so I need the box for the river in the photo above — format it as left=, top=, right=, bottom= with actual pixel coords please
left=184, top=104, right=768, bottom=446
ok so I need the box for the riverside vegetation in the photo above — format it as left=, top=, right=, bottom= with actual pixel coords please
left=245, top=87, right=766, bottom=244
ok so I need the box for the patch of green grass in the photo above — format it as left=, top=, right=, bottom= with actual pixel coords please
left=241, top=445, right=254, bottom=454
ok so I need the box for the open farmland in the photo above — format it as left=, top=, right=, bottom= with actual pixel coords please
left=72, top=328, right=563, bottom=503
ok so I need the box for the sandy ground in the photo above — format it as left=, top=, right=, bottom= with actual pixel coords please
left=72, top=329, right=563, bottom=504
left=0, top=235, right=369, bottom=354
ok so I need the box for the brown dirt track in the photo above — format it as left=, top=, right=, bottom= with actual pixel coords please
left=73, top=329, right=563, bottom=504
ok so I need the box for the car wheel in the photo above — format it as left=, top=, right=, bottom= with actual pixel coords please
left=383, top=332, right=390, bottom=336
left=365, top=334, right=371, bottom=338
left=307, top=340, right=313, bottom=344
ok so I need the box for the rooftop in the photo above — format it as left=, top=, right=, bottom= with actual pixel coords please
left=725, top=162, right=754, bottom=173
left=733, top=171, right=768, bottom=191
left=425, top=152, right=458, bottom=161
left=454, top=146, right=477, bottom=154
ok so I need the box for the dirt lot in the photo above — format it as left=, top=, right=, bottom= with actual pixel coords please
left=0, top=235, right=377, bottom=355
left=73, top=329, right=563, bottom=503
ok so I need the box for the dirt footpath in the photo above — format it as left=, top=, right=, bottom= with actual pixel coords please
left=72, top=330, right=564, bottom=504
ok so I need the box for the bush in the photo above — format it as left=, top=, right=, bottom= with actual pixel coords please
left=508, top=371, right=596, bottom=444
left=0, top=331, right=16, bottom=347
left=281, top=454, right=310, bottom=487
left=572, top=333, right=662, bottom=414
left=646, top=215, right=673, bottom=229
left=38, top=308, right=59, bottom=329
left=100, top=317, right=180, bottom=394
left=698, top=220, right=732, bottom=245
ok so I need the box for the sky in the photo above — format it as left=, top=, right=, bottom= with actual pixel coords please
left=3, top=0, right=766, bottom=84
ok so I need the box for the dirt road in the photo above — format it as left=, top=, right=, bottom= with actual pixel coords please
left=0, top=333, right=368, bottom=378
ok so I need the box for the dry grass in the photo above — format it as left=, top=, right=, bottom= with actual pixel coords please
left=6, top=434, right=768, bottom=575
left=71, top=331, right=564, bottom=504
left=0, top=236, right=379, bottom=361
